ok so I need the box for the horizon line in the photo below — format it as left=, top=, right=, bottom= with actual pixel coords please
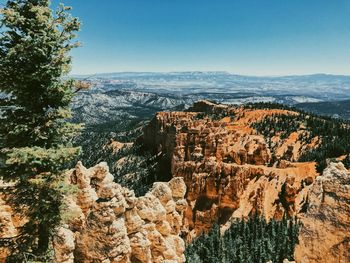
left=70, top=71, right=350, bottom=78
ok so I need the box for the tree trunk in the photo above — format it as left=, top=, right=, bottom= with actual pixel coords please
left=37, top=222, right=50, bottom=254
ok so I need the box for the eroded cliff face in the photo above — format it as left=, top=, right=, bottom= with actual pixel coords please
left=1, top=101, right=349, bottom=262
left=142, top=101, right=318, bottom=239
left=37, top=162, right=186, bottom=263
left=295, top=162, right=350, bottom=263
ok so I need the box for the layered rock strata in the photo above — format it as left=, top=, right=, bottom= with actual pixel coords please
left=142, top=101, right=318, bottom=239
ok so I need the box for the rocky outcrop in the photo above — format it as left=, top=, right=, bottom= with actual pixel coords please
left=0, top=197, right=17, bottom=262
left=142, top=101, right=318, bottom=239
left=53, top=162, right=187, bottom=263
left=0, top=182, right=20, bottom=262
left=295, top=162, right=350, bottom=263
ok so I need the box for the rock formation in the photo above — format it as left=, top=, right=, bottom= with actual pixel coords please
left=142, top=100, right=318, bottom=239
left=0, top=182, right=20, bottom=263
left=0, top=197, right=17, bottom=262
left=0, top=163, right=187, bottom=263
left=53, top=162, right=188, bottom=263
left=295, top=162, right=350, bottom=263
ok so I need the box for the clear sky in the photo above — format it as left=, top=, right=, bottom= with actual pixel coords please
left=38, top=1, right=350, bottom=75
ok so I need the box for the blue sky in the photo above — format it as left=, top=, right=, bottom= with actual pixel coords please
left=23, top=1, right=350, bottom=75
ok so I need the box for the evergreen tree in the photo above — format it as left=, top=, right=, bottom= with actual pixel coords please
left=0, top=0, right=81, bottom=260
left=185, top=217, right=299, bottom=263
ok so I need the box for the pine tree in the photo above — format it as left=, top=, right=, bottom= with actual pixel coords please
left=0, top=0, right=81, bottom=260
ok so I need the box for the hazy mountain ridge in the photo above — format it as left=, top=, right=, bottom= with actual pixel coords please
left=71, top=72, right=350, bottom=126
left=74, top=72, right=350, bottom=98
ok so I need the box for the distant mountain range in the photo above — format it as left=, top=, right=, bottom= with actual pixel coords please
left=73, top=71, right=350, bottom=99
left=70, top=72, right=350, bottom=127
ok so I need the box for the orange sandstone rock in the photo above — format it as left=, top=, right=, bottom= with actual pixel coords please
left=295, top=162, right=350, bottom=263
left=141, top=101, right=318, bottom=240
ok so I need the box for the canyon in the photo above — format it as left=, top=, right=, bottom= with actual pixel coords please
left=142, top=101, right=319, bottom=240
left=1, top=100, right=349, bottom=262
